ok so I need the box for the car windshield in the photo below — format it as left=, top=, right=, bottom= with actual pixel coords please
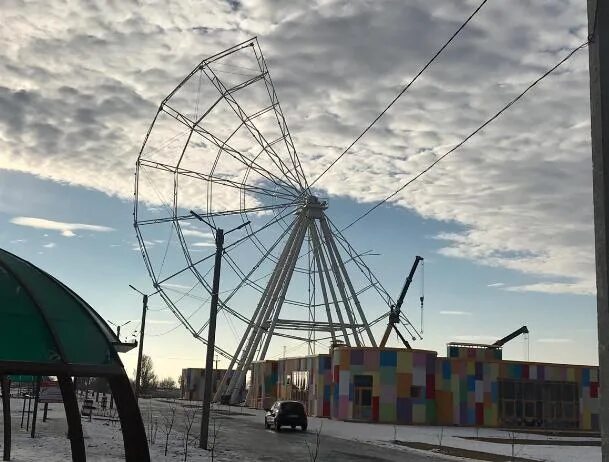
left=280, top=402, right=305, bottom=414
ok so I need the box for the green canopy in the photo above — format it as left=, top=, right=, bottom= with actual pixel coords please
left=0, top=248, right=131, bottom=376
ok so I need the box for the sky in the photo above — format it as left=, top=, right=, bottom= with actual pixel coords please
left=0, top=0, right=599, bottom=381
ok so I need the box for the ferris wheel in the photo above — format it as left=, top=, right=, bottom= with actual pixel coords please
left=134, top=38, right=422, bottom=403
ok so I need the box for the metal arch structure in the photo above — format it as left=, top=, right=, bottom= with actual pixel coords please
left=133, top=38, right=423, bottom=405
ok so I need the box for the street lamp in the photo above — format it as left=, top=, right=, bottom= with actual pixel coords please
left=129, top=284, right=149, bottom=399
left=107, top=319, right=132, bottom=341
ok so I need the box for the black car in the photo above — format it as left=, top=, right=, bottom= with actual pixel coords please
left=264, top=400, right=308, bottom=431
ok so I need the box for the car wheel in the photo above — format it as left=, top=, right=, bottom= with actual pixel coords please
left=301, top=424, right=307, bottom=431
left=291, top=425, right=296, bottom=430
left=265, top=420, right=270, bottom=429
left=275, top=420, right=281, bottom=432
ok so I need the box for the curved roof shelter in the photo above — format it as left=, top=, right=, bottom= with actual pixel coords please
left=0, top=248, right=149, bottom=462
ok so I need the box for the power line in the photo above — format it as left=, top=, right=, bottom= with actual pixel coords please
left=342, top=39, right=590, bottom=232
left=309, top=0, right=490, bottom=188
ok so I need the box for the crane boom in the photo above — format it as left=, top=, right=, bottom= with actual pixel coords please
left=379, top=256, right=424, bottom=348
left=394, top=256, right=423, bottom=315
left=491, top=325, right=529, bottom=348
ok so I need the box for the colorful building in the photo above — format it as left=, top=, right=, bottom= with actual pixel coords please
left=248, top=345, right=599, bottom=430
left=181, top=368, right=245, bottom=401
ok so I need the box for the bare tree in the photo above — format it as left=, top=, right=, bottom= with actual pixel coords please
left=305, top=423, right=322, bottom=462
left=182, top=407, right=197, bottom=462
left=437, top=426, right=444, bottom=451
left=507, top=430, right=517, bottom=461
left=178, top=374, right=184, bottom=394
left=161, top=400, right=177, bottom=456
left=135, top=355, right=158, bottom=394
left=146, top=400, right=158, bottom=444
left=158, top=377, right=176, bottom=389
left=209, top=417, right=222, bottom=462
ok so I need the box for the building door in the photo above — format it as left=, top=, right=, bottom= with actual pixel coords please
left=353, top=375, right=373, bottom=421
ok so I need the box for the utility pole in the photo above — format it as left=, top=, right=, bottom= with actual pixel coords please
left=191, top=210, right=249, bottom=450
left=200, top=227, right=223, bottom=450
left=588, top=0, right=609, bottom=459
left=129, top=285, right=149, bottom=399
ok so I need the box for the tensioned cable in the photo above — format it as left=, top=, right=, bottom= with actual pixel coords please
left=342, top=40, right=590, bottom=232
left=308, top=0, right=490, bottom=188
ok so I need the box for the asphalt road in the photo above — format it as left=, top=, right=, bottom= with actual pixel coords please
left=142, top=399, right=446, bottom=462
left=211, top=413, right=439, bottom=462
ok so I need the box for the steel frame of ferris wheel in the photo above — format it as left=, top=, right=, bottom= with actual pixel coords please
left=215, top=195, right=378, bottom=403
left=134, top=37, right=418, bottom=406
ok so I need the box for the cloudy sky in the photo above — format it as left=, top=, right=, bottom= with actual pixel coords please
left=0, top=0, right=598, bottom=380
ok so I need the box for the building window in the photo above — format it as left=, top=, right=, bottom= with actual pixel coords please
left=499, top=379, right=579, bottom=429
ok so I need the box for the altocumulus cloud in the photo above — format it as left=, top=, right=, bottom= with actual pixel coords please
left=0, top=0, right=594, bottom=295
left=10, top=217, right=114, bottom=237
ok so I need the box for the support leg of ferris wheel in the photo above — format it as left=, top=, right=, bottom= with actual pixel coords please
left=317, top=220, right=362, bottom=346
left=221, top=215, right=304, bottom=401
left=309, top=221, right=351, bottom=345
left=212, top=222, right=294, bottom=403
left=227, top=214, right=308, bottom=404
left=257, top=219, right=309, bottom=360
left=308, top=221, right=337, bottom=345
left=319, top=216, right=377, bottom=346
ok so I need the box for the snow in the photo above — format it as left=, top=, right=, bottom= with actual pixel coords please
left=297, top=412, right=601, bottom=462
left=1, top=398, right=602, bottom=461
left=1, top=397, right=239, bottom=462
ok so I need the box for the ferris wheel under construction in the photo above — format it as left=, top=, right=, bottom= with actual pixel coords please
left=134, top=38, right=424, bottom=404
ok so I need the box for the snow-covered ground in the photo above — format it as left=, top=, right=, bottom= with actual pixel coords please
left=1, top=397, right=602, bottom=461
left=300, top=413, right=601, bottom=462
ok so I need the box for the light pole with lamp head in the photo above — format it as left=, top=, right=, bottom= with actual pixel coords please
left=129, top=284, right=149, bottom=399
left=107, top=319, right=132, bottom=342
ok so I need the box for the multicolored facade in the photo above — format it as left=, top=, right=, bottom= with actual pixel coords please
left=248, top=345, right=600, bottom=430
left=181, top=368, right=245, bottom=401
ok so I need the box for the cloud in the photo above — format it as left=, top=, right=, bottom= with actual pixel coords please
left=439, top=310, right=471, bottom=316
left=504, top=282, right=594, bottom=295
left=537, top=338, right=573, bottom=344
left=0, top=0, right=593, bottom=295
left=10, top=216, right=114, bottom=237
left=10, top=239, right=26, bottom=244
left=181, top=229, right=214, bottom=239
left=42, top=242, right=56, bottom=248
left=452, top=335, right=497, bottom=343
left=161, top=283, right=194, bottom=290
left=146, top=319, right=176, bottom=325
left=192, top=242, right=215, bottom=247
left=487, top=282, right=504, bottom=288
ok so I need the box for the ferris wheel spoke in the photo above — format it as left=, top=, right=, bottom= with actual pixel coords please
left=203, top=99, right=301, bottom=194
left=326, top=216, right=395, bottom=306
left=220, top=219, right=295, bottom=302
left=223, top=203, right=297, bottom=252
left=161, top=104, right=300, bottom=197
left=136, top=202, right=298, bottom=227
left=251, top=40, right=309, bottom=191
left=202, top=65, right=307, bottom=192
left=155, top=202, right=296, bottom=288
left=162, top=37, right=257, bottom=105
left=139, top=159, right=298, bottom=202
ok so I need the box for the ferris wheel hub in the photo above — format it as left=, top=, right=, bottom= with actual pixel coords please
left=300, top=195, right=327, bottom=219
